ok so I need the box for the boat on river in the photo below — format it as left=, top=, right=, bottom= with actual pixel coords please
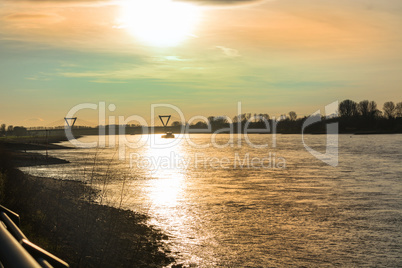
left=162, top=132, right=175, bottom=139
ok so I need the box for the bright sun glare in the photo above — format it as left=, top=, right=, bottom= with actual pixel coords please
left=119, top=0, right=201, bottom=47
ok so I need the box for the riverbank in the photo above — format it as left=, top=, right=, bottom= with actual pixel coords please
left=0, top=141, right=176, bottom=267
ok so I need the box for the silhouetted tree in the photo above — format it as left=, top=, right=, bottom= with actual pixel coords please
left=214, top=116, right=229, bottom=126
left=258, top=114, right=269, bottom=122
left=383, top=101, right=396, bottom=119
left=339, top=99, right=358, bottom=117
left=191, top=121, right=208, bottom=129
left=395, top=102, right=402, bottom=118
left=6, top=125, right=13, bottom=136
left=288, top=111, right=297, bottom=121
left=233, top=113, right=252, bottom=123
left=357, top=100, right=370, bottom=118
left=367, top=101, right=380, bottom=119
left=0, top=124, right=5, bottom=136
left=171, top=121, right=182, bottom=127
left=206, top=116, right=230, bottom=130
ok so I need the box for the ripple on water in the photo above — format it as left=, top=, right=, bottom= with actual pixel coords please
left=21, top=134, right=402, bottom=267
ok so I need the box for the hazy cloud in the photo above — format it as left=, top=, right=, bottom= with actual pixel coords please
left=2, top=0, right=108, bottom=2
left=216, top=46, right=240, bottom=57
left=5, top=13, right=51, bottom=20
left=158, top=56, right=190, bottom=62
left=175, top=0, right=265, bottom=5
left=25, top=118, right=45, bottom=122
left=6, top=0, right=263, bottom=3
left=3, top=0, right=266, bottom=6
left=1, top=0, right=113, bottom=8
left=4, top=13, right=64, bottom=22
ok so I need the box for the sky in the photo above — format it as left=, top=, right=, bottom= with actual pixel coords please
left=0, top=0, right=401, bottom=127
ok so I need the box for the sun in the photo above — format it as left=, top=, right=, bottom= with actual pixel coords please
left=119, top=0, right=201, bottom=47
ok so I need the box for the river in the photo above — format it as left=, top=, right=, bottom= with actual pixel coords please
left=21, top=134, right=402, bottom=267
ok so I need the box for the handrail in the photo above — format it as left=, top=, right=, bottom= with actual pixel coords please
left=0, top=212, right=27, bottom=242
left=0, top=205, right=20, bottom=226
left=0, top=205, right=69, bottom=268
left=0, top=223, right=41, bottom=268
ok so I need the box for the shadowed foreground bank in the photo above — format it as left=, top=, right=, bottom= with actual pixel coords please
left=0, top=146, right=175, bottom=268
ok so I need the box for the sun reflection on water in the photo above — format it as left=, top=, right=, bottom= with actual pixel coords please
left=140, top=135, right=205, bottom=265
left=143, top=134, right=187, bottom=208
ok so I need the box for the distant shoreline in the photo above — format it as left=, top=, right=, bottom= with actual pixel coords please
left=5, top=131, right=399, bottom=141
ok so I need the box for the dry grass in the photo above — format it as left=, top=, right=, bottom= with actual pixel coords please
left=0, top=144, right=174, bottom=268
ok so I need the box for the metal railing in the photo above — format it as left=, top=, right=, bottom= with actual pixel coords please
left=0, top=205, right=69, bottom=268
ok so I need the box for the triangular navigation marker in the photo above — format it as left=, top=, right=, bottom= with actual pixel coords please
left=64, top=117, right=77, bottom=127
left=159, top=115, right=171, bottom=128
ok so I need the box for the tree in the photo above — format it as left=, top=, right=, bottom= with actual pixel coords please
left=255, top=113, right=269, bottom=122
left=214, top=116, right=229, bottom=126
left=339, top=99, right=357, bottom=117
left=395, top=102, right=402, bottom=118
left=288, top=111, right=297, bottom=121
left=383, top=101, right=396, bottom=119
left=357, top=100, right=370, bottom=118
left=367, top=101, right=380, bottom=119
left=171, top=121, right=182, bottom=127
left=279, top=114, right=287, bottom=121
left=206, top=116, right=229, bottom=130
left=6, top=125, right=14, bottom=136
left=0, top=124, right=5, bottom=136
left=192, top=121, right=208, bottom=129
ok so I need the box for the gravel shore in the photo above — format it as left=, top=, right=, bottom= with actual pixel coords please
left=0, top=141, right=175, bottom=268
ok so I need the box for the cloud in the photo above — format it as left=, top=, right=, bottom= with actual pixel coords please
left=6, top=0, right=263, bottom=3
left=25, top=118, right=45, bottom=123
left=5, top=13, right=52, bottom=20
left=1, top=0, right=267, bottom=9
left=4, top=13, right=64, bottom=23
left=89, top=79, right=128, bottom=83
left=1, top=0, right=113, bottom=8
left=2, top=0, right=108, bottom=2
left=54, top=56, right=238, bottom=85
left=174, top=0, right=265, bottom=5
left=216, top=46, right=240, bottom=57
left=154, top=56, right=190, bottom=62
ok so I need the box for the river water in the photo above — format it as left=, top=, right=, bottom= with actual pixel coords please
left=21, top=134, right=402, bottom=267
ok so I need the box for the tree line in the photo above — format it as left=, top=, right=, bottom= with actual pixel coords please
left=334, top=99, right=402, bottom=134
left=0, top=124, right=28, bottom=137
left=1, top=99, right=401, bottom=136
left=338, top=100, right=402, bottom=119
left=171, top=99, right=402, bottom=134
